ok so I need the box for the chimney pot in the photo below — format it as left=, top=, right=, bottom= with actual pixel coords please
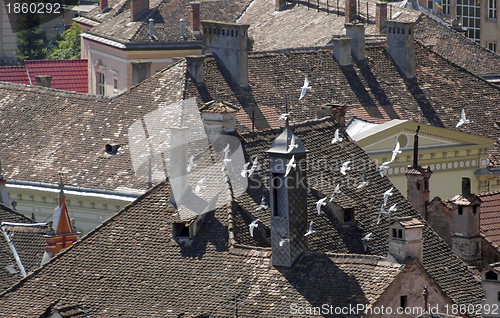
left=376, top=2, right=387, bottom=33
left=345, top=0, right=357, bottom=23
left=130, top=0, right=149, bottom=21
left=345, top=23, right=365, bottom=60
left=35, top=75, right=52, bottom=88
left=332, top=37, right=352, bottom=66
left=180, top=18, right=186, bottom=40
left=386, top=20, right=415, bottom=79
left=462, top=177, right=471, bottom=197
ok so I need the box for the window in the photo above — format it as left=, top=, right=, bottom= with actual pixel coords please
left=272, top=173, right=286, bottom=217
left=96, top=71, right=105, bottom=95
left=398, top=229, right=403, bottom=238
left=424, top=180, right=429, bottom=191
left=473, top=205, right=477, bottom=215
left=497, top=291, right=500, bottom=301
left=393, top=228, right=397, bottom=237
left=489, top=42, right=497, bottom=52
left=443, top=0, right=450, bottom=14
left=172, top=222, right=190, bottom=239
left=113, top=78, right=118, bottom=92
left=486, top=271, right=498, bottom=280
left=400, top=295, right=407, bottom=309
left=489, top=0, right=497, bottom=19
left=417, top=182, right=421, bottom=190
left=458, top=206, right=463, bottom=215
left=427, top=0, right=434, bottom=9
left=456, top=0, right=481, bottom=42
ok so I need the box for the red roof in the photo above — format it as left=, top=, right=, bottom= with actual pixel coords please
left=0, top=66, right=30, bottom=85
left=25, top=59, right=88, bottom=93
left=478, top=191, right=500, bottom=249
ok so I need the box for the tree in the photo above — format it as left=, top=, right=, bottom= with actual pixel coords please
left=16, top=3, right=47, bottom=64
left=48, top=22, right=81, bottom=60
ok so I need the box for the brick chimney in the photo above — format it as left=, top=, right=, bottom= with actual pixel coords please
left=0, top=159, right=10, bottom=208
left=388, top=217, right=424, bottom=263
left=190, top=2, right=201, bottom=39
left=100, top=0, right=108, bottom=13
left=330, top=104, right=346, bottom=128
left=386, top=20, right=415, bottom=79
left=332, top=37, right=352, bottom=66
left=345, top=23, right=365, bottom=60
left=376, top=2, right=387, bottom=33
left=275, top=0, right=287, bottom=10
left=35, top=75, right=51, bottom=88
left=345, top=0, right=357, bottom=23
left=130, top=0, right=149, bottom=21
left=201, top=21, right=250, bottom=88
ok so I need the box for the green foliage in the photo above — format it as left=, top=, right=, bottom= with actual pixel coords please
left=247, top=36, right=254, bottom=52
left=48, top=22, right=81, bottom=60
left=16, top=2, right=47, bottom=65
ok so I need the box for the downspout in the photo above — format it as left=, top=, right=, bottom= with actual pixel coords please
left=1, top=225, right=26, bottom=277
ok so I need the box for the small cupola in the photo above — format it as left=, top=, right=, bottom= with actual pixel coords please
left=388, top=216, right=424, bottom=263
left=200, top=100, right=240, bottom=144
left=0, top=158, right=10, bottom=208
left=267, top=120, right=308, bottom=267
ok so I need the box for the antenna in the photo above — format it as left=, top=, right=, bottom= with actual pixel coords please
left=413, top=126, right=420, bottom=168
left=285, top=95, right=290, bottom=126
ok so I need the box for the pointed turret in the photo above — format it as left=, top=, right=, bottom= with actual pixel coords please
left=0, top=158, right=10, bottom=207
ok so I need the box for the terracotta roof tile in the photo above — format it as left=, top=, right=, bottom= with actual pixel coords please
left=24, top=59, right=88, bottom=93
left=0, top=66, right=30, bottom=85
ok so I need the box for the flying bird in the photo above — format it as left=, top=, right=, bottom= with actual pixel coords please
left=278, top=113, right=289, bottom=125
left=340, top=161, right=351, bottom=175
left=186, top=155, right=197, bottom=173
left=383, top=187, right=394, bottom=206
left=299, top=76, right=311, bottom=100
left=316, top=197, right=328, bottom=215
left=285, top=155, right=296, bottom=177
left=304, top=221, right=316, bottom=236
left=390, top=141, right=402, bottom=163
left=377, top=204, right=386, bottom=225
left=357, top=172, right=369, bottom=189
left=255, top=196, right=268, bottom=211
left=288, top=134, right=299, bottom=153
left=195, top=178, right=206, bottom=195
left=248, top=156, right=259, bottom=177
left=241, top=162, right=251, bottom=177
left=279, top=231, right=289, bottom=246
left=362, top=232, right=372, bottom=251
left=221, top=149, right=232, bottom=171
left=456, top=108, right=470, bottom=128
left=387, top=203, right=397, bottom=222
left=249, top=219, right=259, bottom=237
left=329, top=184, right=341, bottom=202
left=378, top=160, right=392, bottom=177
left=331, top=129, right=343, bottom=144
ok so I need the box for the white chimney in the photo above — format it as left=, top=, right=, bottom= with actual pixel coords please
left=345, top=23, right=365, bottom=61
left=332, top=37, right=352, bottom=66
left=149, top=18, right=154, bottom=38
left=180, top=19, right=186, bottom=40
left=386, top=20, right=415, bottom=78
left=388, top=217, right=424, bottom=263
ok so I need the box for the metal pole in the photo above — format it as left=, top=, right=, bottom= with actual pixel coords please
left=318, top=0, right=320, bottom=11
left=367, top=2, right=369, bottom=23
left=337, top=0, right=339, bottom=16
left=327, top=0, right=329, bottom=13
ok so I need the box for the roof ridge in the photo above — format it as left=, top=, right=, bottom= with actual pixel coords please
left=0, top=81, right=109, bottom=100
left=0, top=202, right=37, bottom=223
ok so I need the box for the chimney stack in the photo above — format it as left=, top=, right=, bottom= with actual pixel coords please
left=376, top=2, right=387, bottom=33
left=35, top=75, right=51, bottom=88
left=190, top=2, right=201, bottom=39
left=275, top=0, right=287, bottom=10
left=388, top=217, right=424, bottom=263
left=345, top=23, right=365, bottom=60
left=201, top=21, right=250, bottom=88
left=130, top=0, right=149, bottom=21
left=100, top=0, right=108, bottom=13
left=386, top=20, right=415, bottom=79
left=462, top=177, right=471, bottom=197
left=345, top=0, right=357, bottom=23
left=330, top=104, right=346, bottom=127
left=0, top=159, right=10, bottom=208
left=186, top=55, right=205, bottom=85
left=332, top=37, right=352, bottom=66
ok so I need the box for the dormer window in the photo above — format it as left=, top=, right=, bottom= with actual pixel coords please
left=172, top=222, right=190, bottom=239
left=105, top=144, right=120, bottom=155
left=486, top=271, right=498, bottom=280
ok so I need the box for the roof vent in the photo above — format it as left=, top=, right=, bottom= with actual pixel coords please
left=180, top=19, right=186, bottom=40
left=105, top=144, right=120, bottom=154
left=149, top=18, right=154, bottom=38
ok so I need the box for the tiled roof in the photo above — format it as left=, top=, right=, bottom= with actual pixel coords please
left=200, top=100, right=240, bottom=113
left=393, top=216, right=425, bottom=229
left=478, top=191, right=500, bottom=251
left=86, top=0, right=253, bottom=43
left=81, top=0, right=130, bottom=23
left=446, top=194, right=481, bottom=206
left=0, top=66, right=30, bottom=85
left=0, top=203, right=47, bottom=291
left=24, top=59, right=88, bottom=93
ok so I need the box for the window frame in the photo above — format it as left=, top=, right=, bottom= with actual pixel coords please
left=489, top=0, right=497, bottom=19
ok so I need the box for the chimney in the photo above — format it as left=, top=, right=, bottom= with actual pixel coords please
left=169, top=127, right=190, bottom=208
left=190, top=2, right=201, bottom=39
left=41, top=181, right=80, bottom=265
left=201, top=21, right=250, bottom=88
left=130, top=0, right=149, bottom=21
left=0, top=159, right=10, bottom=208
left=35, top=75, right=51, bottom=88
left=345, top=23, right=365, bottom=60
left=345, top=0, right=357, bottom=23
left=100, top=0, right=108, bottom=13
left=386, top=20, right=415, bottom=79
left=376, top=2, right=387, bottom=33
left=332, top=37, right=352, bottom=66
left=462, top=177, right=471, bottom=197
left=388, top=217, right=424, bottom=263
left=275, top=0, right=287, bottom=10
left=186, top=55, right=205, bottom=85
left=149, top=18, right=154, bottom=38
left=201, top=100, right=239, bottom=144
left=267, top=123, right=309, bottom=267
left=180, top=19, right=186, bottom=40
left=330, top=104, right=346, bottom=128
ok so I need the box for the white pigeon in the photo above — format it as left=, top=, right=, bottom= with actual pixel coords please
left=331, top=128, right=343, bottom=144
left=288, top=134, right=299, bottom=153
left=222, top=143, right=230, bottom=156
left=278, top=113, right=289, bottom=125
left=221, top=150, right=232, bottom=171
left=255, top=196, right=268, bottom=211
left=383, top=187, right=394, bottom=206
left=456, top=108, right=470, bottom=128
left=362, top=232, right=372, bottom=251
left=285, top=155, right=296, bottom=177
left=390, top=141, right=402, bottom=163
left=279, top=231, right=289, bottom=246
left=387, top=203, right=397, bottom=222
left=377, top=204, right=387, bottom=225
left=247, top=156, right=259, bottom=177
left=241, top=162, right=251, bottom=177
left=186, top=155, right=197, bottom=173
left=316, top=197, right=328, bottom=215
left=357, top=172, right=369, bottom=189
left=195, top=177, right=206, bottom=195
left=249, top=219, right=259, bottom=237
left=378, top=160, right=392, bottom=177
left=299, top=76, right=311, bottom=100
left=304, top=221, right=316, bottom=236
left=329, top=184, right=341, bottom=202
left=340, top=161, right=351, bottom=175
